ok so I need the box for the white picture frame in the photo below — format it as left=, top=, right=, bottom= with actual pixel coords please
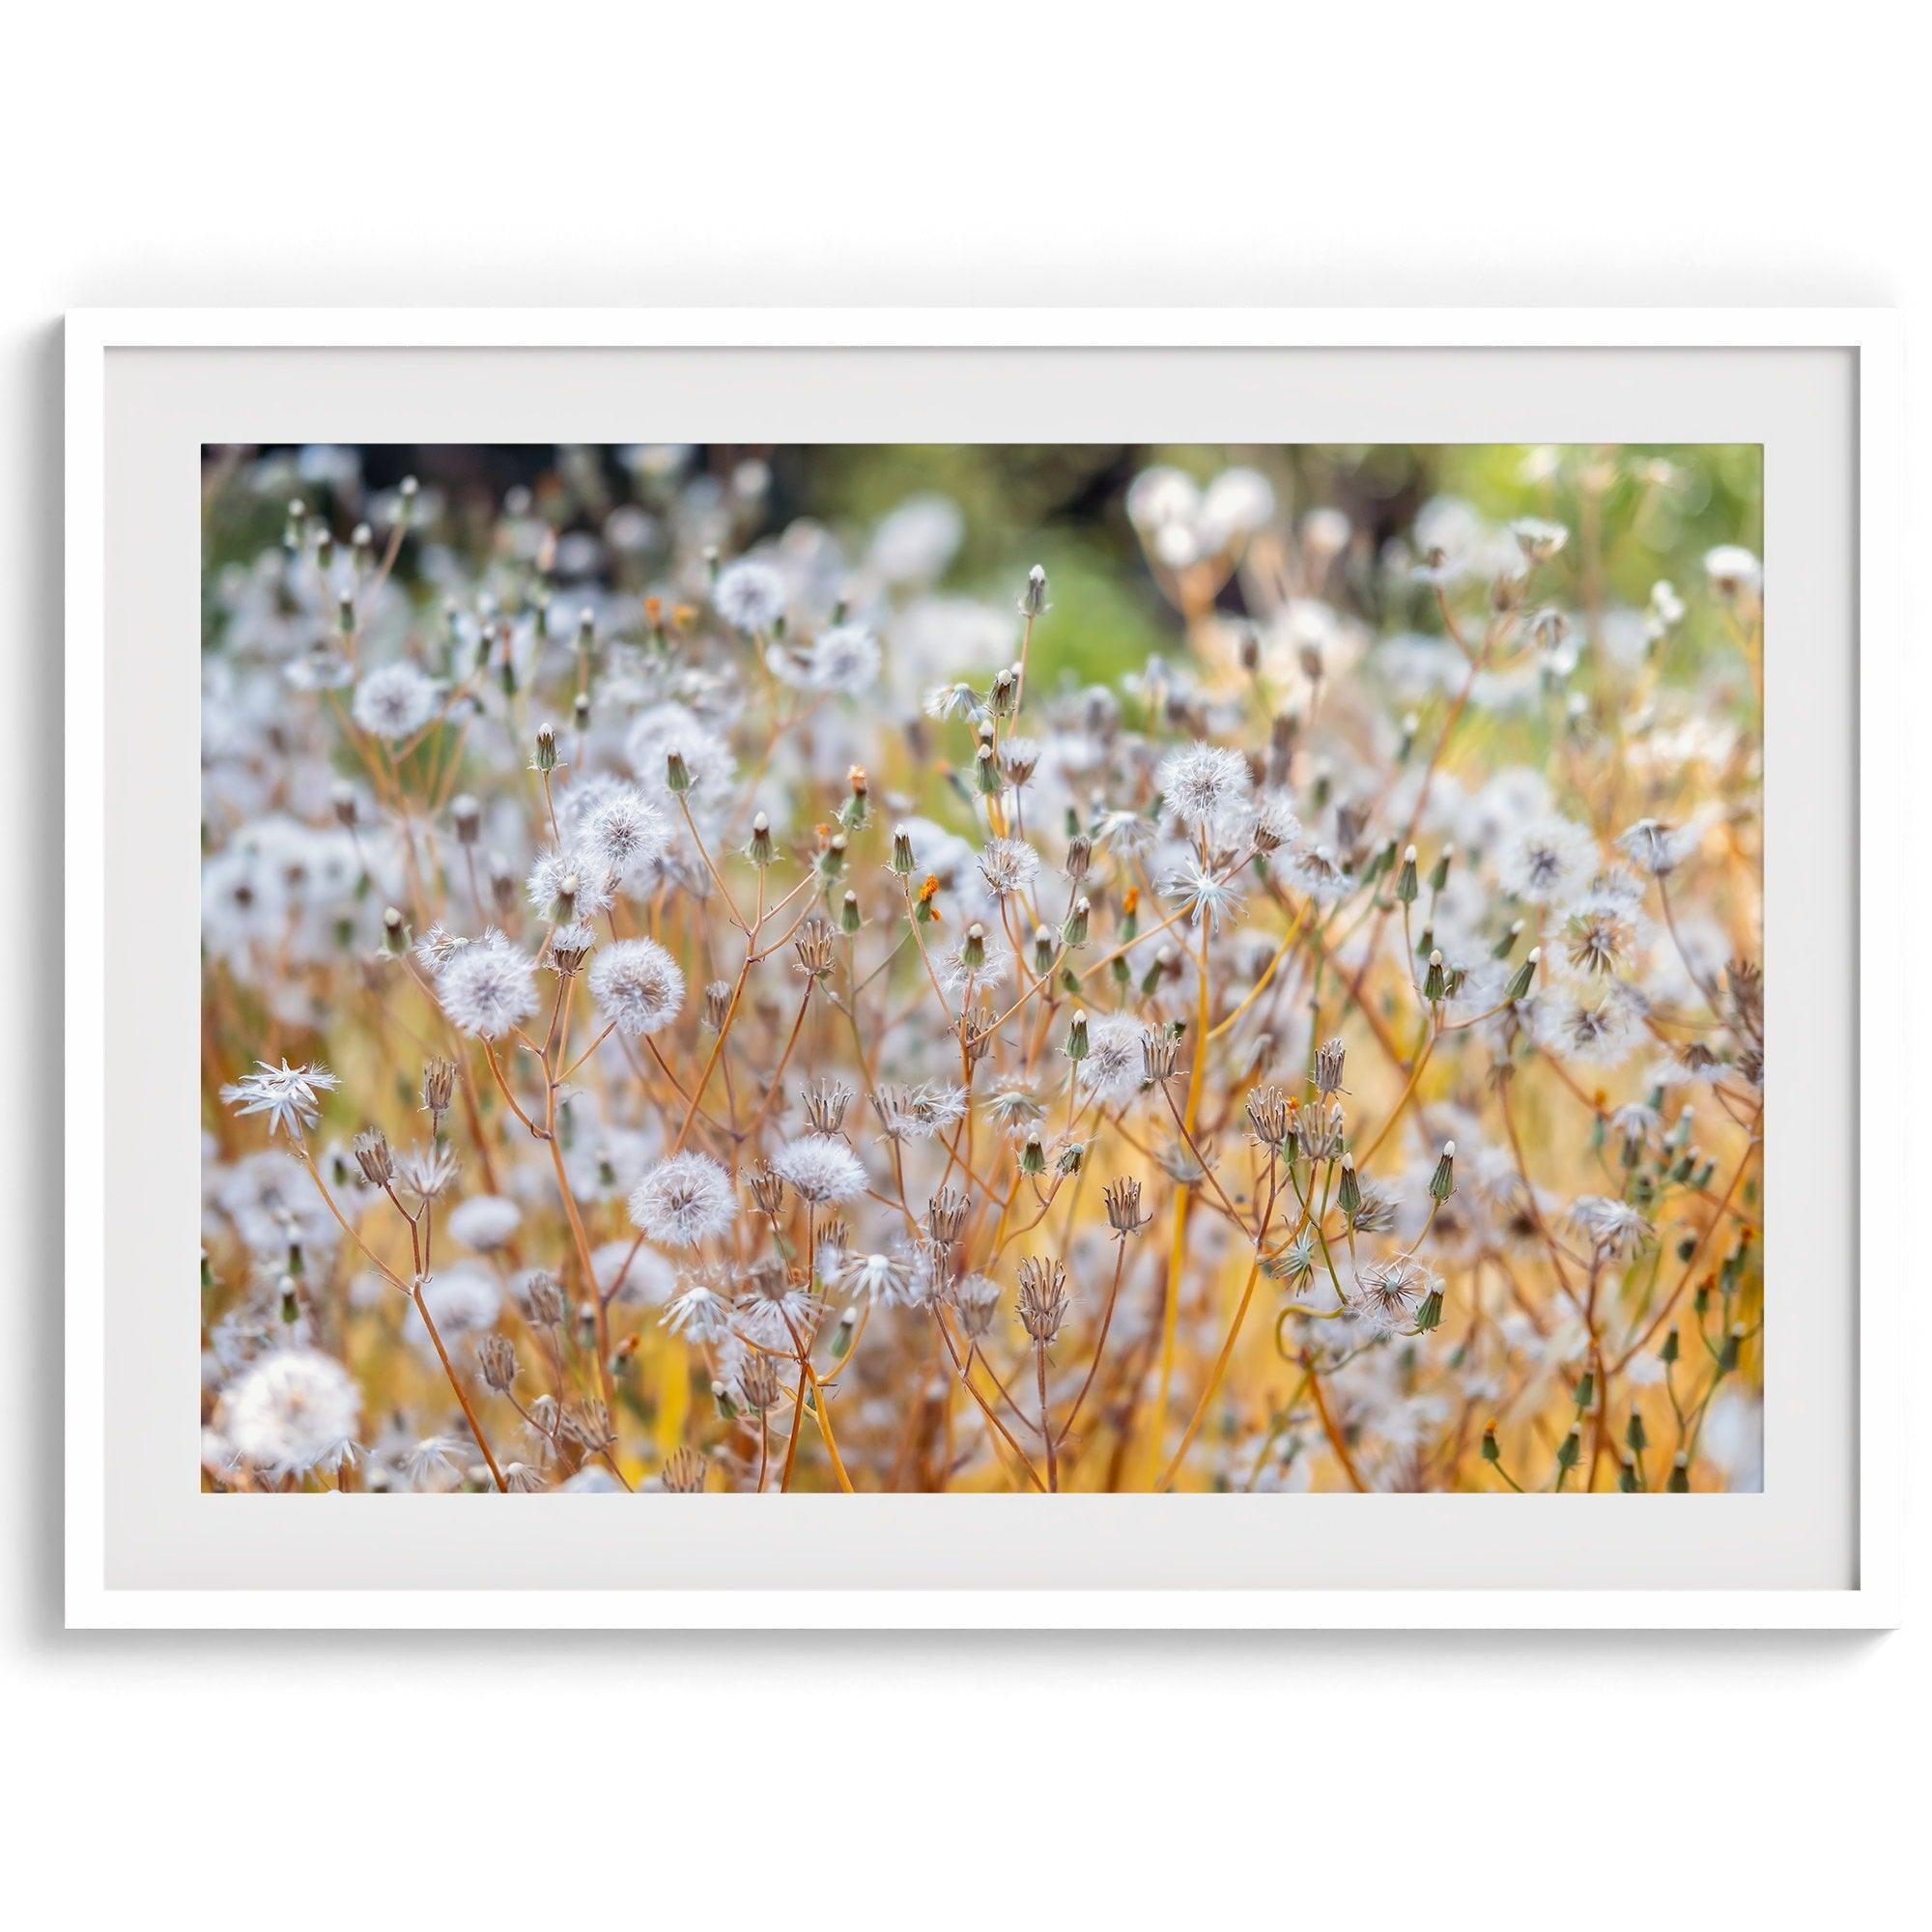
left=66, top=308, right=1904, bottom=1631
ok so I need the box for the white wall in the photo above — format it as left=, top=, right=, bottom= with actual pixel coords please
left=5, top=5, right=1918, bottom=1922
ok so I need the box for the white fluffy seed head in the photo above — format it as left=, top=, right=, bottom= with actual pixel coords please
left=629, top=1152, right=736, bottom=1249
left=772, top=1133, right=868, bottom=1204
left=438, top=932, right=539, bottom=1039
left=589, top=938, right=686, bottom=1038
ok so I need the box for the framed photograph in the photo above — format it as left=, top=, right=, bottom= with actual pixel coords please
left=65, top=309, right=1902, bottom=1629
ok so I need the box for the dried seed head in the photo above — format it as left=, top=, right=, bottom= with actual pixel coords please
left=352, top=1126, right=394, bottom=1188
left=421, top=1058, right=457, bottom=1122
left=792, top=916, right=836, bottom=980
left=1104, top=1175, right=1151, bottom=1237
left=451, top=794, right=482, bottom=845
left=1246, top=1085, right=1291, bottom=1149
left=927, top=1185, right=970, bottom=1245
left=549, top=922, right=593, bottom=977
left=1311, top=1037, right=1348, bottom=1095
left=1015, top=1255, right=1069, bottom=1346
left=747, top=1163, right=786, bottom=1218
left=739, top=1353, right=783, bottom=1413
left=800, top=1076, right=853, bottom=1135
left=951, top=1272, right=1002, bottom=1341
left=523, top=1269, right=565, bottom=1326
left=702, top=979, right=732, bottom=1031
left=559, top=1400, right=615, bottom=1453
left=1142, top=1031, right=1179, bottom=1085
left=662, top=1445, right=708, bottom=1493
left=475, top=1333, right=519, bottom=1394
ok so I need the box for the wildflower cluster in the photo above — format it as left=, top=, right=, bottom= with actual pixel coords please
left=200, top=443, right=1763, bottom=1493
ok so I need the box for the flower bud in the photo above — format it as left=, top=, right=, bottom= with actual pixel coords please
left=1429, top=1139, right=1456, bottom=1202
left=1503, top=948, right=1540, bottom=1002
left=1337, top=1154, right=1362, bottom=1216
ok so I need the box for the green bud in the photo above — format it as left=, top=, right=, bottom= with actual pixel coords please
left=1337, top=1156, right=1362, bottom=1217
left=1503, top=947, right=1541, bottom=1001
left=1422, top=949, right=1447, bottom=1004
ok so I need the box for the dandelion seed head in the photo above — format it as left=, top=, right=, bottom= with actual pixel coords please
left=772, top=1133, right=868, bottom=1204
left=589, top=937, right=686, bottom=1038
left=350, top=662, right=440, bottom=740
left=437, top=931, right=539, bottom=1038
left=630, top=1152, right=736, bottom=1249
left=714, top=557, right=787, bottom=632
left=220, top=1349, right=360, bottom=1477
